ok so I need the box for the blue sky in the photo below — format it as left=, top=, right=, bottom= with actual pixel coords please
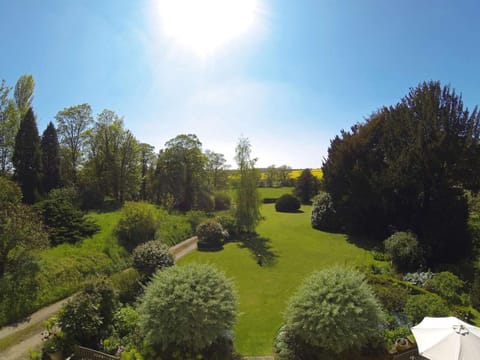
left=1, top=0, right=480, bottom=168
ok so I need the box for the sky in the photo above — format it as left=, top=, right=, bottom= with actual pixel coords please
left=1, top=0, right=480, bottom=168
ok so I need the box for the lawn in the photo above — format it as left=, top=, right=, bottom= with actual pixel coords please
left=179, top=203, right=378, bottom=356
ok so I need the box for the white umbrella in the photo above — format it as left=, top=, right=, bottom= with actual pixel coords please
left=411, top=317, right=480, bottom=360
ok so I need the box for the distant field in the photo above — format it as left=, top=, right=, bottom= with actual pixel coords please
left=179, top=204, right=377, bottom=356
left=288, top=168, right=323, bottom=179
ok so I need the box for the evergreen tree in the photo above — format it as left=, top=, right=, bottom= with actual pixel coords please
left=41, top=122, right=61, bottom=193
left=12, top=107, right=43, bottom=204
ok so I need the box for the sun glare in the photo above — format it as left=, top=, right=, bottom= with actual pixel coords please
left=156, top=0, right=257, bottom=56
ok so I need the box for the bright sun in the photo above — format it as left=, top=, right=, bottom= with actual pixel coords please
left=156, top=0, right=257, bottom=56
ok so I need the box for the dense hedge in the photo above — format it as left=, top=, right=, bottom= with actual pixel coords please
left=275, top=194, right=301, bottom=213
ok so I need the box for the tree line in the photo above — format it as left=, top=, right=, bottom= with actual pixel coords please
left=0, top=75, right=236, bottom=211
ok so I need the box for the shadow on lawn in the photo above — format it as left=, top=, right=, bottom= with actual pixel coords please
left=236, top=233, right=278, bottom=266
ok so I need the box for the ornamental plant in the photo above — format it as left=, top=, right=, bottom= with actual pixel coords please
left=196, top=220, right=228, bottom=250
left=132, top=240, right=174, bottom=278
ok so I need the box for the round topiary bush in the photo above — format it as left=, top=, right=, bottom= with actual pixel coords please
left=137, top=264, right=237, bottom=357
left=196, top=220, right=228, bottom=251
left=310, top=192, right=340, bottom=232
left=281, top=267, right=384, bottom=356
left=132, top=240, right=174, bottom=277
left=275, top=194, right=301, bottom=213
left=214, top=193, right=231, bottom=211
left=384, top=231, right=423, bottom=272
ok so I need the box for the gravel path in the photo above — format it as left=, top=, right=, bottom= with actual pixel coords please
left=0, top=237, right=198, bottom=360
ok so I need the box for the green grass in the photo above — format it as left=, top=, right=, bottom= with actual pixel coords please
left=34, top=210, right=128, bottom=307
left=257, top=187, right=294, bottom=199
left=179, top=204, right=377, bottom=356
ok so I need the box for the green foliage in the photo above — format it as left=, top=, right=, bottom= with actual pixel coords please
left=0, top=79, right=18, bottom=174
left=197, top=190, right=214, bottom=212
left=132, top=240, right=174, bottom=277
left=404, top=294, right=450, bottom=324
left=235, top=137, right=262, bottom=233
left=367, top=275, right=409, bottom=312
left=115, top=202, right=158, bottom=251
left=138, top=263, right=237, bottom=355
left=13, top=107, right=43, bottom=203
left=384, top=232, right=423, bottom=272
left=41, top=122, right=61, bottom=192
left=215, top=214, right=238, bottom=239
left=109, top=268, right=142, bottom=304
left=311, top=192, right=340, bottom=232
left=283, top=267, right=384, bottom=354
left=154, top=134, right=206, bottom=211
left=294, top=168, right=320, bottom=204
left=196, top=220, right=227, bottom=250
left=403, top=271, right=434, bottom=287
left=59, top=279, right=117, bottom=348
left=214, top=192, right=231, bottom=210
left=322, top=81, right=480, bottom=264
left=34, top=197, right=100, bottom=245
left=424, top=271, right=464, bottom=304
left=275, top=194, right=300, bottom=213
left=471, top=271, right=480, bottom=311
left=0, top=175, right=22, bottom=205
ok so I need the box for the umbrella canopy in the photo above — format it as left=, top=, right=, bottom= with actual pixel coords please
left=411, top=317, right=480, bottom=360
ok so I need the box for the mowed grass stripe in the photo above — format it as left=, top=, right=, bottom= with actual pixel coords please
left=179, top=204, right=377, bottom=356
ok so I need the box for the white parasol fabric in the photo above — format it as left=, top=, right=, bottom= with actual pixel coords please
left=411, top=317, right=480, bottom=360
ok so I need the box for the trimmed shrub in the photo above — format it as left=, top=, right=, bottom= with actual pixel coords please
left=214, top=193, right=231, bottom=210
left=132, top=241, right=174, bottom=278
left=424, top=271, right=464, bottom=304
left=275, top=194, right=301, bottom=213
left=138, top=264, right=237, bottom=356
left=196, top=220, right=228, bottom=251
left=115, top=202, right=158, bottom=251
left=310, top=192, right=340, bottom=232
left=384, top=232, right=423, bottom=272
left=404, top=294, right=450, bottom=324
left=282, top=267, right=384, bottom=355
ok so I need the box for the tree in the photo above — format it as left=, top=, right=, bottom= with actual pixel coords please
left=14, top=75, right=34, bottom=120
left=234, top=137, right=261, bottom=233
left=138, top=264, right=237, bottom=357
left=0, top=80, right=18, bottom=174
left=13, top=107, right=43, bottom=203
left=294, top=168, right=320, bottom=204
left=154, top=134, right=206, bottom=211
left=138, top=143, right=155, bottom=201
left=265, top=165, right=279, bottom=187
left=323, top=81, right=480, bottom=264
left=205, top=150, right=229, bottom=190
left=55, top=103, right=93, bottom=184
left=384, top=232, right=423, bottom=272
left=281, top=267, right=384, bottom=356
left=0, top=177, right=49, bottom=322
left=41, top=122, right=61, bottom=192
left=84, top=110, right=140, bottom=201
left=278, top=165, right=292, bottom=186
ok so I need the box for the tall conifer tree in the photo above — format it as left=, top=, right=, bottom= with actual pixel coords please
left=12, top=107, right=43, bottom=204
left=41, top=122, right=61, bottom=193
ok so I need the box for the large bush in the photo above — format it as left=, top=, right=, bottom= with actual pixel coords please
left=138, top=264, right=237, bottom=356
left=384, top=232, right=423, bottom=272
left=132, top=240, right=174, bottom=278
left=404, top=294, right=450, bottom=324
left=275, top=194, right=301, bottom=213
left=424, top=271, right=464, bottom=304
left=115, top=202, right=158, bottom=251
left=196, top=220, right=228, bottom=250
left=59, top=279, right=117, bottom=348
left=197, top=191, right=214, bottom=212
left=109, top=268, right=142, bottom=304
left=281, top=267, right=384, bottom=356
left=214, top=192, right=231, bottom=210
left=310, top=192, right=340, bottom=232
